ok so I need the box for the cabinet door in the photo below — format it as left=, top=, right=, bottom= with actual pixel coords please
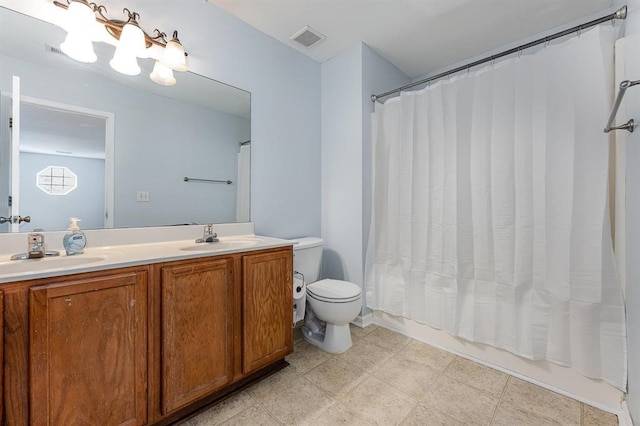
left=0, top=290, right=3, bottom=423
left=242, top=249, right=293, bottom=374
left=160, top=259, right=234, bottom=415
left=29, top=270, right=148, bottom=426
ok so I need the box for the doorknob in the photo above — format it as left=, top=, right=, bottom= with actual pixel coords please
left=0, top=215, right=31, bottom=224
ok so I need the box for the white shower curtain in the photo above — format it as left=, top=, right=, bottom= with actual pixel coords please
left=236, top=144, right=250, bottom=222
left=365, top=26, right=627, bottom=390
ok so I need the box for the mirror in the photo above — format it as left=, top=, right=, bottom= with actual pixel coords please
left=0, top=6, right=251, bottom=233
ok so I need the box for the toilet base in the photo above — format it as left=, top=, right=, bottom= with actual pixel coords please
left=301, top=322, right=353, bottom=354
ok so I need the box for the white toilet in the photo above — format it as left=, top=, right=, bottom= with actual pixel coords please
left=291, top=237, right=362, bottom=354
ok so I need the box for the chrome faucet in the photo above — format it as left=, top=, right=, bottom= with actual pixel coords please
left=195, top=224, right=219, bottom=243
left=9, top=232, right=60, bottom=261
left=27, top=232, right=46, bottom=259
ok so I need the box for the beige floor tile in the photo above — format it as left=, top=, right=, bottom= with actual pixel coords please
left=501, top=377, right=581, bottom=425
left=373, top=354, right=439, bottom=399
left=583, top=404, right=618, bottom=426
left=219, top=405, right=280, bottom=426
left=350, top=323, right=379, bottom=342
left=443, top=357, right=508, bottom=397
left=247, top=366, right=301, bottom=403
left=304, top=357, right=369, bottom=397
left=363, top=327, right=411, bottom=352
left=401, top=403, right=466, bottom=426
left=396, top=340, right=456, bottom=372
left=335, top=339, right=395, bottom=372
left=492, top=401, right=564, bottom=426
left=304, top=402, right=372, bottom=426
left=182, top=391, right=257, bottom=426
left=420, top=374, right=499, bottom=425
left=258, top=376, right=334, bottom=425
left=341, top=376, right=417, bottom=425
left=286, top=339, right=331, bottom=374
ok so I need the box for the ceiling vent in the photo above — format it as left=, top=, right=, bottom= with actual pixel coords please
left=290, top=25, right=325, bottom=48
left=45, top=43, right=64, bottom=55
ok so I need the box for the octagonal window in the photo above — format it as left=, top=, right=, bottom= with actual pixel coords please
left=36, top=166, right=77, bottom=195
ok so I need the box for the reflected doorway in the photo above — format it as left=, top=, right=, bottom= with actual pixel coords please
left=0, top=94, right=114, bottom=233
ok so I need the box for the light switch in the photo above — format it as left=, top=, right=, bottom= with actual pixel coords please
left=136, top=191, right=150, bottom=202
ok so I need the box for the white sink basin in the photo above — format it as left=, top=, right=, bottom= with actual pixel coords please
left=180, top=238, right=262, bottom=252
left=0, top=256, right=106, bottom=275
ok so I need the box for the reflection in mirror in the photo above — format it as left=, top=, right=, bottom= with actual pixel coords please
left=0, top=6, right=251, bottom=233
left=21, top=100, right=109, bottom=231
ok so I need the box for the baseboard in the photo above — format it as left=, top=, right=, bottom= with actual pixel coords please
left=351, top=312, right=373, bottom=328
left=619, top=400, right=634, bottom=426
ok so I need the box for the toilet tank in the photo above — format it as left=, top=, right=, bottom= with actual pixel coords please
left=290, top=237, right=324, bottom=284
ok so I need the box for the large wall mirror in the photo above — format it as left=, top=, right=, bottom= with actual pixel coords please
left=0, top=6, right=251, bottom=233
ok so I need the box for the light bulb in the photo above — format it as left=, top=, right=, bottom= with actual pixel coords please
left=161, top=31, right=187, bottom=72
left=110, top=49, right=141, bottom=75
left=109, top=20, right=145, bottom=76
left=150, top=61, right=176, bottom=86
left=60, top=31, right=97, bottom=63
left=117, top=21, right=146, bottom=56
left=62, top=0, right=96, bottom=34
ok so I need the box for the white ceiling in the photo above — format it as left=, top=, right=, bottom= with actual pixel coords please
left=206, top=0, right=615, bottom=78
left=20, top=103, right=106, bottom=160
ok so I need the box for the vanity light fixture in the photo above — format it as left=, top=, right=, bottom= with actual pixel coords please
left=53, top=0, right=188, bottom=85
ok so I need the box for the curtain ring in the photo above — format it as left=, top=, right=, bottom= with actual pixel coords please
left=517, top=48, right=522, bottom=60
left=545, top=38, right=550, bottom=48
left=577, top=27, right=582, bottom=38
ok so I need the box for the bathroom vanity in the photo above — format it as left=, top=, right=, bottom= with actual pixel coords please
left=0, top=226, right=293, bottom=425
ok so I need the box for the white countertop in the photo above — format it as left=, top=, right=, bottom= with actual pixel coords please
left=0, top=227, right=293, bottom=284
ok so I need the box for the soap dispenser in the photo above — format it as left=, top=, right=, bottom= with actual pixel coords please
left=63, top=217, right=86, bottom=255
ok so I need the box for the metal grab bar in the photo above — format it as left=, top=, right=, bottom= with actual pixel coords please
left=183, top=177, right=232, bottom=184
left=604, top=79, right=640, bottom=133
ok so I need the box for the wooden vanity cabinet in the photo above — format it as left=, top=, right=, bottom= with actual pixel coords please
left=0, top=290, right=4, bottom=423
left=0, top=245, right=292, bottom=425
left=29, top=269, right=148, bottom=426
left=150, top=247, right=293, bottom=423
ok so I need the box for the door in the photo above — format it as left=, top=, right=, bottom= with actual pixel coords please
left=0, top=93, right=11, bottom=232
left=0, top=79, right=114, bottom=233
left=0, top=76, right=21, bottom=232
left=29, top=270, right=148, bottom=426
left=18, top=99, right=110, bottom=232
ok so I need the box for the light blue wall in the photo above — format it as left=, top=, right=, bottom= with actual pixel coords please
left=19, top=153, right=104, bottom=232
left=166, top=1, right=322, bottom=239
left=320, top=42, right=409, bottom=317
left=321, top=44, right=363, bottom=283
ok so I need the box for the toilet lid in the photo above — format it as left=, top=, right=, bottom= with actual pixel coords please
left=307, top=279, right=361, bottom=301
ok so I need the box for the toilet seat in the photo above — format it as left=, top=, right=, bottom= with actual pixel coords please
left=307, top=279, right=361, bottom=303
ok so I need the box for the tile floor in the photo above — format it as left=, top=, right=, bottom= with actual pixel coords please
left=183, top=324, right=619, bottom=426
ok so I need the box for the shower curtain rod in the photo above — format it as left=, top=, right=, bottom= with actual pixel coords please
left=371, top=5, right=628, bottom=102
